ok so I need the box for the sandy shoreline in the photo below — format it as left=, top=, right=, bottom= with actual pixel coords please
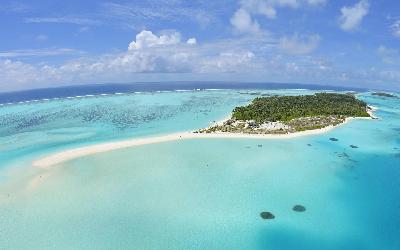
left=32, top=115, right=374, bottom=169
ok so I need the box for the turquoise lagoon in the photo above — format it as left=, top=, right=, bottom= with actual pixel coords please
left=0, top=88, right=399, bottom=249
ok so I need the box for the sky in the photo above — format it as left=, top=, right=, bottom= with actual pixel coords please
left=0, top=0, right=399, bottom=92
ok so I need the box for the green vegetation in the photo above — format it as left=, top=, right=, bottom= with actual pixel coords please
left=196, top=93, right=372, bottom=135
left=372, top=92, right=397, bottom=98
left=232, top=93, right=370, bottom=123
left=285, top=115, right=344, bottom=131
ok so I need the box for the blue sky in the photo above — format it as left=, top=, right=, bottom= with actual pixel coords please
left=0, top=0, right=399, bottom=92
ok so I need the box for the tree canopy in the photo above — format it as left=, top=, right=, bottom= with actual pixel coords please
left=232, top=93, right=369, bottom=122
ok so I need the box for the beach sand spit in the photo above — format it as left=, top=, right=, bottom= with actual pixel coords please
left=32, top=115, right=374, bottom=169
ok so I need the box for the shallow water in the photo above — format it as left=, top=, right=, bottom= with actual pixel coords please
left=0, top=88, right=399, bottom=249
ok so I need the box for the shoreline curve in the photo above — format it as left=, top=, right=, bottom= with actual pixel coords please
left=32, top=116, right=372, bottom=169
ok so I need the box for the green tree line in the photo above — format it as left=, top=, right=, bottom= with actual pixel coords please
left=232, top=93, right=370, bottom=122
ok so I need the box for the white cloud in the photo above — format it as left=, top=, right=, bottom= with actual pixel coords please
left=391, top=20, right=400, bottom=38
left=128, top=30, right=181, bottom=50
left=108, top=31, right=257, bottom=74
left=2, top=26, right=399, bottom=92
left=0, top=60, right=47, bottom=91
left=187, top=38, right=197, bottom=45
left=377, top=45, right=398, bottom=64
left=0, top=30, right=261, bottom=91
left=279, top=34, right=321, bottom=55
left=0, top=48, right=82, bottom=58
left=230, top=8, right=261, bottom=34
left=339, top=0, right=369, bottom=31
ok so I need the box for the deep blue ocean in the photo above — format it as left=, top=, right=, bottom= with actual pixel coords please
left=0, top=82, right=366, bottom=104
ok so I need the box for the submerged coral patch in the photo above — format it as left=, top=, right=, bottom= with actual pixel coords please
left=260, top=212, right=275, bottom=220
left=293, top=205, right=306, bottom=212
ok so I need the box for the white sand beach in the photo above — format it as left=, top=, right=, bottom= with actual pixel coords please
left=32, top=115, right=375, bottom=169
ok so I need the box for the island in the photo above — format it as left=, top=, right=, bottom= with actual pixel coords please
left=372, top=92, right=397, bottom=98
left=33, top=93, right=376, bottom=169
left=196, top=93, right=372, bottom=134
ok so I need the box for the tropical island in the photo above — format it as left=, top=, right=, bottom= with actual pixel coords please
left=33, top=92, right=376, bottom=169
left=372, top=92, right=397, bottom=98
left=196, top=93, right=372, bottom=134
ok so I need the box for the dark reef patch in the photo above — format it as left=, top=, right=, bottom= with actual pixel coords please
left=329, top=138, right=339, bottom=141
left=307, top=144, right=312, bottom=147
left=350, top=145, right=359, bottom=148
left=292, top=205, right=306, bottom=212
left=260, top=212, right=275, bottom=220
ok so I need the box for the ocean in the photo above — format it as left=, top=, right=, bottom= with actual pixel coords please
left=0, top=83, right=399, bottom=249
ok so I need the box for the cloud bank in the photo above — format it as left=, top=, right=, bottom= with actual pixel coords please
left=0, top=30, right=259, bottom=91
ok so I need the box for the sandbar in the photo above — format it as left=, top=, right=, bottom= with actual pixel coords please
left=32, top=115, right=374, bottom=169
